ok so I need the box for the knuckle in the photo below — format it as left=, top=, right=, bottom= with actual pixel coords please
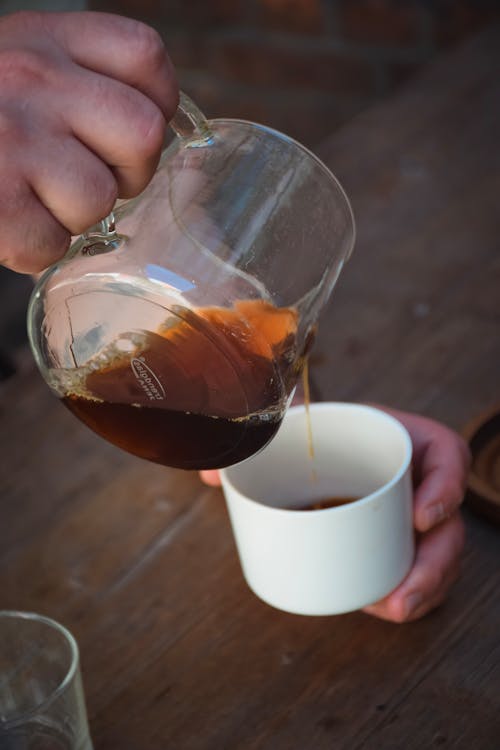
left=93, top=169, right=118, bottom=218
left=71, top=167, right=117, bottom=233
left=141, top=105, right=166, bottom=156
left=441, top=476, right=466, bottom=512
left=1, top=225, right=69, bottom=274
left=29, top=220, right=70, bottom=272
left=0, top=111, right=26, bottom=150
left=375, top=595, right=407, bottom=624
left=391, top=605, right=409, bottom=624
left=2, top=10, right=42, bottom=33
left=128, top=22, right=167, bottom=74
left=0, top=47, right=50, bottom=90
left=132, top=102, right=166, bottom=159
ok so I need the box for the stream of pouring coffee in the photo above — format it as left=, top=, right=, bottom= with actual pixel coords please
left=302, top=358, right=317, bottom=483
left=299, top=362, right=359, bottom=510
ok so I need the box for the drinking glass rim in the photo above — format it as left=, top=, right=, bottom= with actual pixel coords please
left=0, top=610, right=79, bottom=728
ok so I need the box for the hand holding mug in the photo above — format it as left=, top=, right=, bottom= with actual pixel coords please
left=201, top=405, right=469, bottom=623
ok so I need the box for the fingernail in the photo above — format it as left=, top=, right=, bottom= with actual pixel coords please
left=424, top=502, right=445, bottom=529
left=403, top=592, right=423, bottom=619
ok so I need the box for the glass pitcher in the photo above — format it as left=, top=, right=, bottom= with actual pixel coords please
left=27, top=94, right=355, bottom=470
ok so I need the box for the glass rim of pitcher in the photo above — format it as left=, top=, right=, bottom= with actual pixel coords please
left=169, top=114, right=356, bottom=257
left=0, top=610, right=79, bottom=728
left=206, top=116, right=351, bottom=189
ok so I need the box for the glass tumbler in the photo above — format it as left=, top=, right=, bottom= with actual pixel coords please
left=28, top=93, right=355, bottom=470
left=0, top=611, right=93, bottom=750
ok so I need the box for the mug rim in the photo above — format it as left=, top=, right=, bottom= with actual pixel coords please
left=220, top=401, right=413, bottom=515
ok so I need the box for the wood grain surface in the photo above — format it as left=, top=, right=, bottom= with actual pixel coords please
left=1, top=26, right=499, bottom=750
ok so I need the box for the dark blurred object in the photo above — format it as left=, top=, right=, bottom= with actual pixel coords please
left=0, top=267, right=33, bottom=379
left=463, top=406, right=500, bottom=526
left=0, top=350, right=16, bottom=381
left=89, top=0, right=500, bottom=148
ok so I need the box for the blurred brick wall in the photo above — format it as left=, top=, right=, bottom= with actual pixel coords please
left=89, top=0, right=499, bottom=148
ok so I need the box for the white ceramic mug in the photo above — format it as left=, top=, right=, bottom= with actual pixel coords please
left=220, top=403, right=414, bottom=616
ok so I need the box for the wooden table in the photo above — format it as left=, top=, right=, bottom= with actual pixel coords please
left=1, top=27, right=499, bottom=750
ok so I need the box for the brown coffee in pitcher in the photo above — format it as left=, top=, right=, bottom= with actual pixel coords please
left=59, top=299, right=300, bottom=470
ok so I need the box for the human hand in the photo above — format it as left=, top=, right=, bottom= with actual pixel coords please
left=362, top=406, right=469, bottom=622
left=0, top=11, right=178, bottom=273
left=200, top=405, right=470, bottom=623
